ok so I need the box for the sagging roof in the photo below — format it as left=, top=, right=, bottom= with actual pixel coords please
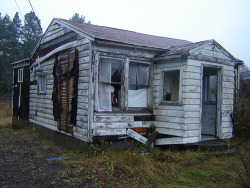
left=58, top=18, right=191, bottom=50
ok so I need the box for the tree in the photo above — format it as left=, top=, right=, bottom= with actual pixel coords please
left=69, top=13, right=91, bottom=24
left=0, top=11, right=43, bottom=97
left=21, top=11, right=43, bottom=57
left=0, top=13, right=23, bottom=97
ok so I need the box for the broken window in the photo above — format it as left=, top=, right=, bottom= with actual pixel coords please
left=37, top=75, right=46, bottom=93
left=98, top=58, right=123, bottom=111
left=128, top=63, right=149, bottom=108
left=163, top=70, right=180, bottom=102
left=17, top=69, right=23, bottom=83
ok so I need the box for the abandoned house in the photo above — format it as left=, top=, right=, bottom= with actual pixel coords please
left=12, top=18, right=243, bottom=147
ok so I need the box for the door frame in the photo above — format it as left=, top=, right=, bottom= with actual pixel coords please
left=201, top=65, right=222, bottom=138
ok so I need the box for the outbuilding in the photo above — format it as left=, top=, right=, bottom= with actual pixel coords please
left=12, top=18, right=242, bottom=147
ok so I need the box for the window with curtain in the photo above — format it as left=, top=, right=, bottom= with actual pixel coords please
left=163, top=70, right=180, bottom=102
left=128, top=62, right=149, bottom=108
left=98, top=58, right=122, bottom=111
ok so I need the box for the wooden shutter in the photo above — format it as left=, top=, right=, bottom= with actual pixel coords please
left=57, top=48, right=77, bottom=134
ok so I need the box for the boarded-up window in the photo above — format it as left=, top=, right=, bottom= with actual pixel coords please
left=52, top=48, right=78, bottom=134
left=163, top=70, right=180, bottom=102
left=128, top=63, right=149, bottom=108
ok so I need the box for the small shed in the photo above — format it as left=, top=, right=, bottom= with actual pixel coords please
left=12, top=58, right=30, bottom=129
left=13, top=18, right=242, bottom=147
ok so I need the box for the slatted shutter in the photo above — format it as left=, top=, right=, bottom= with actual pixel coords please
left=57, top=48, right=78, bottom=134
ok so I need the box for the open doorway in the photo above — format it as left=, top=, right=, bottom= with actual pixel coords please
left=201, top=67, right=221, bottom=138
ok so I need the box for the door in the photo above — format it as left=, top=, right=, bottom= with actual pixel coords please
left=201, top=67, right=221, bottom=136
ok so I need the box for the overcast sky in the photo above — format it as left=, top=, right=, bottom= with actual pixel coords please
left=1, top=0, right=250, bottom=67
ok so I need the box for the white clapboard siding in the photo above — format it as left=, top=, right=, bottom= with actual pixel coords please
left=155, top=137, right=199, bottom=145
left=93, top=129, right=127, bottom=136
left=93, top=122, right=144, bottom=129
left=94, top=115, right=134, bottom=123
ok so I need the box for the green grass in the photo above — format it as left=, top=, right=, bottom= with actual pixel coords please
left=0, top=97, right=248, bottom=187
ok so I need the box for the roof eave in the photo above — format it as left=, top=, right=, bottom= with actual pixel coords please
left=11, top=58, right=30, bottom=65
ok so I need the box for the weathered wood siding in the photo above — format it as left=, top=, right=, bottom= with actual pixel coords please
left=91, top=44, right=157, bottom=137
left=189, top=42, right=235, bottom=139
left=29, top=58, right=57, bottom=131
left=154, top=42, right=235, bottom=144
left=75, top=36, right=91, bottom=142
left=29, top=21, right=91, bottom=143
left=153, top=59, right=195, bottom=144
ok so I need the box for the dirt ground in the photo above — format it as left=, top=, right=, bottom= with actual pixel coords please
left=0, top=118, right=133, bottom=187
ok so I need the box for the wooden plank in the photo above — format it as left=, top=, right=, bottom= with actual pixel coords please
left=154, top=109, right=184, bottom=117
left=184, top=111, right=200, bottom=118
left=182, top=98, right=201, bottom=105
left=127, top=129, right=148, bottom=145
left=29, top=119, right=58, bottom=131
left=154, top=121, right=185, bottom=129
left=156, top=127, right=200, bottom=137
left=156, top=127, right=184, bottom=136
left=182, top=79, right=201, bottom=86
left=94, top=115, right=134, bottom=122
left=155, top=105, right=184, bottom=111
left=93, top=129, right=127, bottom=136
left=185, top=65, right=201, bottom=73
left=73, top=132, right=88, bottom=142
left=155, top=116, right=185, bottom=124
left=76, top=122, right=88, bottom=129
left=182, top=93, right=200, bottom=99
left=93, top=121, right=143, bottom=129
left=182, top=85, right=201, bottom=93
left=155, top=136, right=199, bottom=145
left=183, top=72, right=201, bottom=79
left=77, top=109, right=88, bottom=116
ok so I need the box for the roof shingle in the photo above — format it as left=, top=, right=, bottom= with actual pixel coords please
left=59, top=19, right=191, bottom=49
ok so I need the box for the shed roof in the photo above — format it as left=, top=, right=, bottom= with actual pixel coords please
left=58, top=19, right=191, bottom=50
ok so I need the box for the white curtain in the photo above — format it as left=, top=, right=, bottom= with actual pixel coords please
left=98, top=60, right=112, bottom=111
left=128, top=63, right=149, bottom=107
left=128, top=89, right=148, bottom=107
left=97, top=58, right=122, bottom=111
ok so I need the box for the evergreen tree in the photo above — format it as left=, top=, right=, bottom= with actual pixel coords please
left=69, top=13, right=91, bottom=24
left=21, top=11, right=43, bottom=57
left=0, top=11, right=43, bottom=96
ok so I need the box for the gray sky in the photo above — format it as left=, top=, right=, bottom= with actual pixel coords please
left=1, top=0, right=250, bottom=67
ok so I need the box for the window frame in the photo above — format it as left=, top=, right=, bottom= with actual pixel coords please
left=37, top=74, right=46, bottom=94
left=95, top=55, right=152, bottom=112
left=97, top=56, right=124, bottom=112
left=128, top=61, right=151, bottom=109
left=17, top=68, right=23, bottom=83
left=161, top=68, right=183, bottom=105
